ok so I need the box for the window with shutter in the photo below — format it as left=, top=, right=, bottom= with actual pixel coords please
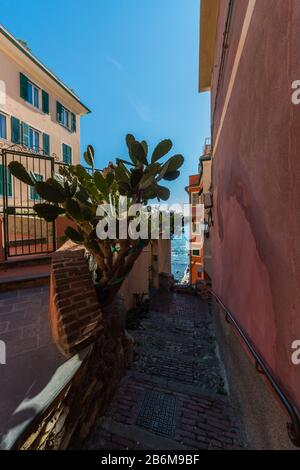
left=56, top=101, right=63, bottom=123
left=11, top=116, right=20, bottom=144
left=71, top=113, right=76, bottom=132
left=62, top=143, right=72, bottom=164
left=43, top=133, right=50, bottom=156
left=42, top=90, right=49, bottom=114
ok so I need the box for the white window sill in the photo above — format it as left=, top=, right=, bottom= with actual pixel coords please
left=57, top=121, right=75, bottom=134
left=23, top=99, right=46, bottom=115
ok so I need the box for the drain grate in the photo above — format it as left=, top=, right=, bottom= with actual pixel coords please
left=136, top=390, right=176, bottom=437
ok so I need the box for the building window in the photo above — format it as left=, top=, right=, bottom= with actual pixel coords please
left=57, top=101, right=76, bottom=132
left=29, top=127, right=40, bottom=151
left=30, top=173, right=43, bottom=200
left=0, top=164, right=12, bottom=197
left=27, top=81, right=39, bottom=108
left=0, top=114, right=7, bottom=139
left=191, top=193, right=199, bottom=205
left=62, top=143, right=72, bottom=164
left=192, top=249, right=200, bottom=257
left=61, top=107, right=70, bottom=128
left=57, top=102, right=70, bottom=128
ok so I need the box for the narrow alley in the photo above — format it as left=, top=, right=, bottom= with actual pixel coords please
left=85, top=291, right=245, bottom=450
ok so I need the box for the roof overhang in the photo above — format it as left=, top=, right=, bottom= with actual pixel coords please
left=199, top=0, right=219, bottom=93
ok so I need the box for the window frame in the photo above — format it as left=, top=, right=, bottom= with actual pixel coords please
left=59, top=105, right=71, bottom=129
left=28, top=126, right=40, bottom=151
left=27, top=80, right=40, bottom=109
left=192, top=249, right=201, bottom=257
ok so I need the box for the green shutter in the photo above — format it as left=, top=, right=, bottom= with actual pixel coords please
left=62, top=144, right=72, bottom=164
left=43, top=133, right=50, bottom=156
left=0, top=165, right=12, bottom=197
left=22, top=122, right=29, bottom=147
left=62, top=143, right=67, bottom=163
left=11, top=116, right=20, bottom=144
left=68, top=145, right=72, bottom=163
left=42, top=90, right=49, bottom=114
left=20, top=73, right=28, bottom=100
left=56, top=101, right=63, bottom=122
left=71, top=113, right=76, bottom=132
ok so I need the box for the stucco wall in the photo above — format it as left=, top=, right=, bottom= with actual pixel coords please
left=0, top=47, right=81, bottom=163
left=211, top=0, right=300, bottom=414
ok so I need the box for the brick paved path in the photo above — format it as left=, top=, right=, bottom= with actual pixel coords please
left=85, top=291, right=245, bottom=450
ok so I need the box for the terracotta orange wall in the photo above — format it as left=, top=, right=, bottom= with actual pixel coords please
left=211, top=0, right=300, bottom=408
left=190, top=253, right=203, bottom=284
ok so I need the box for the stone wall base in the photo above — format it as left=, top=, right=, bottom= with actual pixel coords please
left=211, top=299, right=296, bottom=450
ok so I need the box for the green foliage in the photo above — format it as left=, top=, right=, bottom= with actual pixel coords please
left=151, top=139, right=172, bottom=163
left=8, top=161, right=35, bottom=186
left=8, top=134, right=184, bottom=303
left=33, top=204, right=65, bottom=222
left=65, top=226, right=84, bottom=243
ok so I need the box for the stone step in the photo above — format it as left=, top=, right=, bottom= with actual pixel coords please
left=127, top=370, right=229, bottom=402
left=0, top=255, right=51, bottom=292
left=0, top=254, right=52, bottom=270
left=0, top=272, right=50, bottom=292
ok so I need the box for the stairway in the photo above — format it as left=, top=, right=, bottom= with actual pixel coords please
left=0, top=255, right=51, bottom=292
left=84, top=291, right=245, bottom=450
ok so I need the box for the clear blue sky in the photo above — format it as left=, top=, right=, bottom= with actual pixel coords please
left=1, top=0, right=210, bottom=204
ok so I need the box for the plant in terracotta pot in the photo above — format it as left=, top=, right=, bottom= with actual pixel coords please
left=8, top=134, right=184, bottom=305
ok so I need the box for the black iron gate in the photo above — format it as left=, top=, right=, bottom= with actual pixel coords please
left=0, top=147, right=56, bottom=259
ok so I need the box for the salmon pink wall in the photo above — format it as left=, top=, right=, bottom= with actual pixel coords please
left=211, top=0, right=300, bottom=409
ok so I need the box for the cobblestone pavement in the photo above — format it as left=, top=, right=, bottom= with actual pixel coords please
left=85, top=290, right=245, bottom=450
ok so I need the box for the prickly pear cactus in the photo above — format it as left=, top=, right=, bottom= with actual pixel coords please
left=8, top=135, right=184, bottom=304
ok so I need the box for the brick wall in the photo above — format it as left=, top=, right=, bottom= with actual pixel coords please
left=17, top=240, right=133, bottom=449
left=49, top=241, right=103, bottom=357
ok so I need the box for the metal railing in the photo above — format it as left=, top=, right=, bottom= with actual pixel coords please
left=208, top=288, right=300, bottom=447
